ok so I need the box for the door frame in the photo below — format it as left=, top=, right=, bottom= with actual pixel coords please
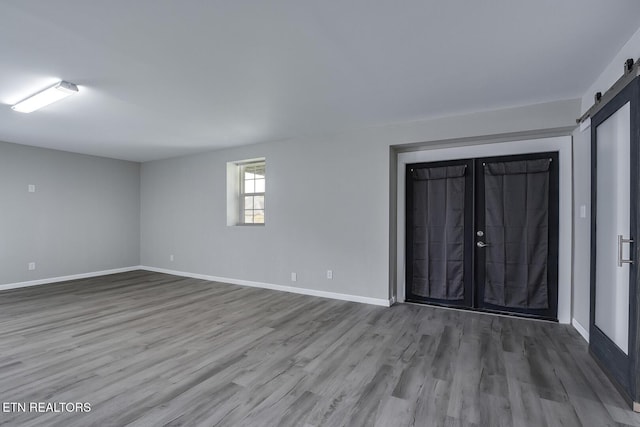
left=589, top=76, right=640, bottom=406
left=396, top=136, right=573, bottom=324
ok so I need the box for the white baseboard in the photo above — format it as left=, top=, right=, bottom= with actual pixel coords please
left=0, top=265, right=393, bottom=308
left=140, top=265, right=392, bottom=307
left=0, top=266, right=143, bottom=291
left=572, top=318, right=589, bottom=342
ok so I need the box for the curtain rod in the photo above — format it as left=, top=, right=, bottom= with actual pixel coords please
left=577, top=58, right=640, bottom=124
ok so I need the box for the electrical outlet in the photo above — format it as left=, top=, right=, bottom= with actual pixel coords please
left=169, top=254, right=174, bottom=262
left=28, top=262, right=36, bottom=271
left=327, top=270, right=333, bottom=279
left=291, top=272, right=297, bottom=282
left=28, top=184, right=36, bottom=193
left=580, top=205, right=587, bottom=218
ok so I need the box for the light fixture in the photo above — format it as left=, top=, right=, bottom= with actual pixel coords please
left=11, top=81, right=79, bottom=113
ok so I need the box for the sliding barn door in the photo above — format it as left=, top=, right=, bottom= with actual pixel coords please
left=590, top=76, right=640, bottom=407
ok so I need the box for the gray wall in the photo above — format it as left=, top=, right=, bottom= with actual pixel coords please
left=0, top=141, right=140, bottom=286
left=141, top=99, right=579, bottom=301
left=572, top=127, right=591, bottom=331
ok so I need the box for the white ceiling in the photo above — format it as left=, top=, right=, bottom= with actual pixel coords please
left=1, top=1, right=639, bottom=162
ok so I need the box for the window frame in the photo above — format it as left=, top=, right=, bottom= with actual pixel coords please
left=238, top=161, right=265, bottom=225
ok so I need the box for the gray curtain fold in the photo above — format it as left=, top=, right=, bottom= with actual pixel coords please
left=411, top=165, right=466, bottom=300
left=483, top=159, right=550, bottom=309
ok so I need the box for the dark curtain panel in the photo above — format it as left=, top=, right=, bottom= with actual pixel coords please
left=411, top=165, right=466, bottom=300
left=483, top=159, right=550, bottom=308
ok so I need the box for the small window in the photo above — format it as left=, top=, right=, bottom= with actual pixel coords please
left=239, top=161, right=265, bottom=224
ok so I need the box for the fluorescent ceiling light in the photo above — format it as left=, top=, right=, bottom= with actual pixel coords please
left=11, top=81, right=79, bottom=113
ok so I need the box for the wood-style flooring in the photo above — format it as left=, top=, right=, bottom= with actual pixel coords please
left=0, top=271, right=638, bottom=426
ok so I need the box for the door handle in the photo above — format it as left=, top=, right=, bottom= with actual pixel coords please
left=618, top=235, right=634, bottom=266
left=477, top=241, right=488, bottom=248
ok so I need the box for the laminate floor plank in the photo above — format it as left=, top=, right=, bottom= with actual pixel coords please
left=0, top=271, right=638, bottom=426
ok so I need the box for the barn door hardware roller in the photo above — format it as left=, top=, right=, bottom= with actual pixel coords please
left=577, top=57, right=640, bottom=124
